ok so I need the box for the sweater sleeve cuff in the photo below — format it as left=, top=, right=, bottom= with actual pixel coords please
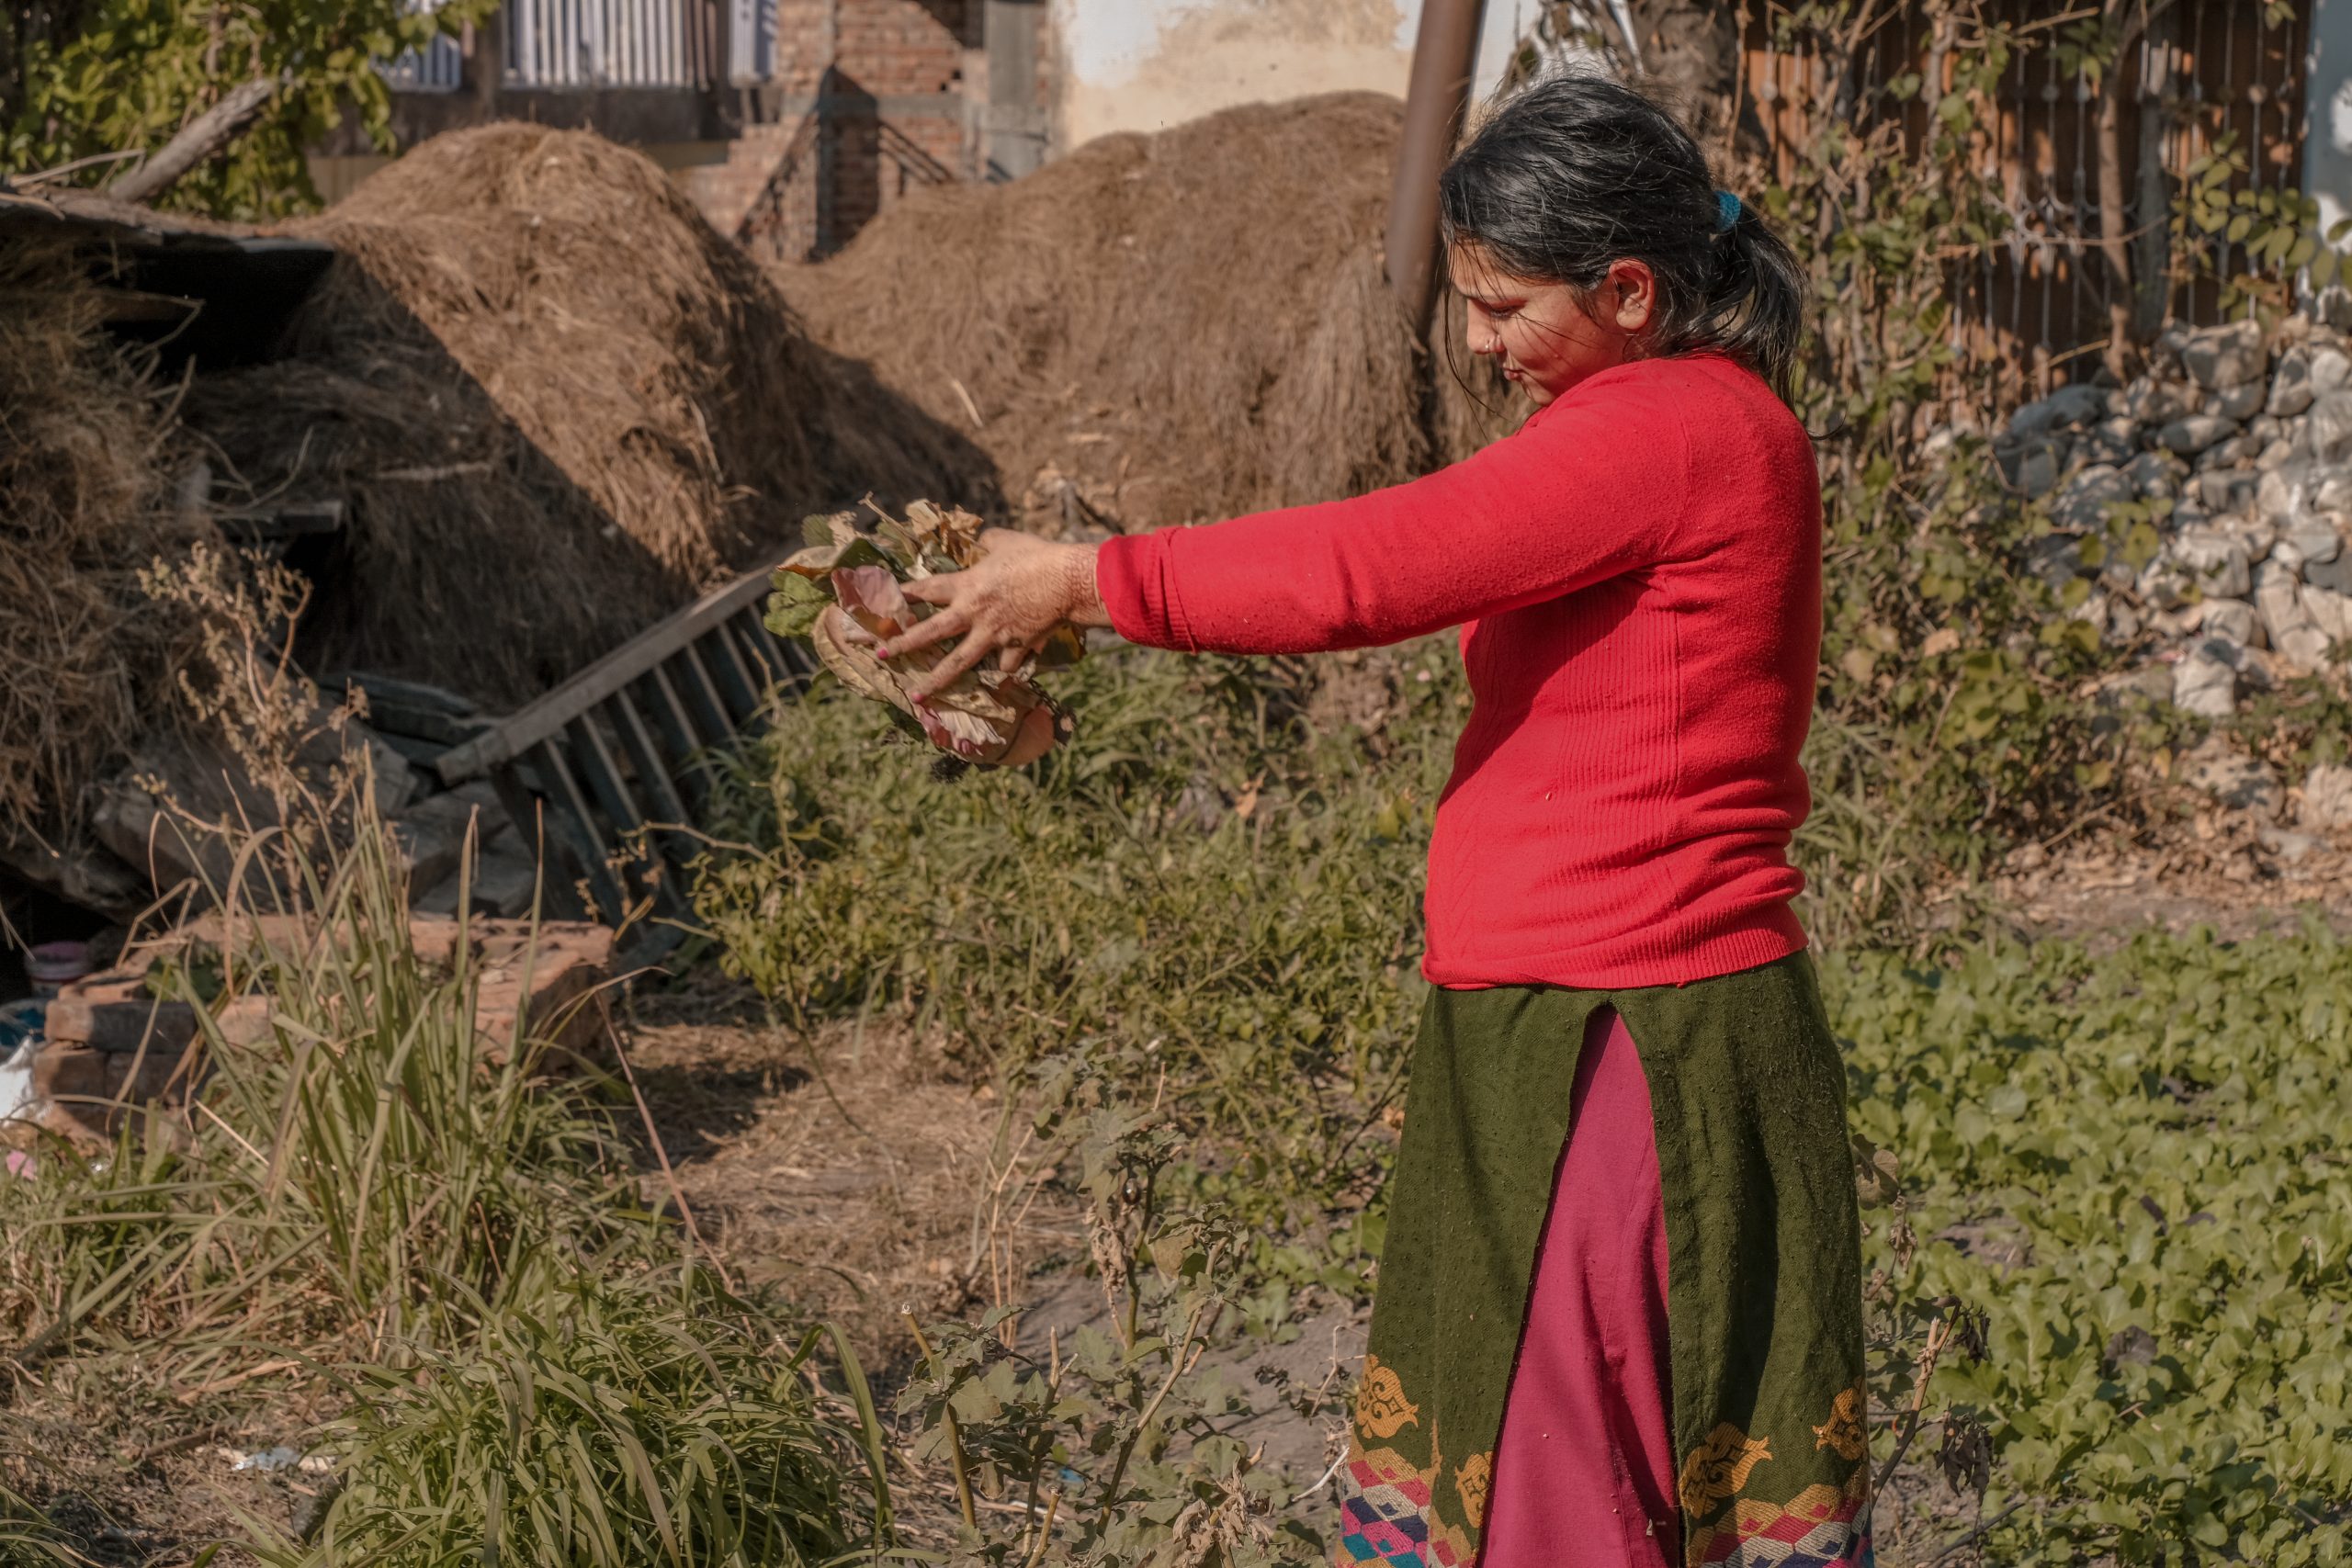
left=1094, top=531, right=1198, bottom=652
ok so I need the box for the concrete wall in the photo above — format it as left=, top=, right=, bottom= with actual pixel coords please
left=1049, top=0, right=1530, bottom=149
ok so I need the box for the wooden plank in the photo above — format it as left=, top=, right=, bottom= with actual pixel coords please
left=438, top=561, right=778, bottom=784
left=683, top=639, right=756, bottom=727
left=632, top=666, right=713, bottom=808
left=565, top=713, right=687, bottom=919
left=530, top=739, right=629, bottom=924
left=602, top=695, right=698, bottom=919
left=564, top=715, right=648, bottom=848
left=728, top=608, right=786, bottom=683
left=720, top=616, right=788, bottom=704
left=606, top=693, right=695, bottom=831
left=737, top=606, right=809, bottom=686
left=669, top=646, right=737, bottom=753
left=701, top=623, right=764, bottom=719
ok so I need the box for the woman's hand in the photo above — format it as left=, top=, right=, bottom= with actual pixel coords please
left=884, top=530, right=1107, bottom=697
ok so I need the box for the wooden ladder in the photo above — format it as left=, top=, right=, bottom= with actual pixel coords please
left=435, top=562, right=806, bottom=949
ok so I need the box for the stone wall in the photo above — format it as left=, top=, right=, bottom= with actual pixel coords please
left=1998, top=314, right=2352, bottom=722
left=1992, top=311, right=2352, bottom=853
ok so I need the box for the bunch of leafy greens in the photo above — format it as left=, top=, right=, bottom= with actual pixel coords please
left=767, top=502, right=1080, bottom=769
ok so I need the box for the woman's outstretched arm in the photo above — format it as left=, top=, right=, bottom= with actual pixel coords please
left=888, top=364, right=1698, bottom=694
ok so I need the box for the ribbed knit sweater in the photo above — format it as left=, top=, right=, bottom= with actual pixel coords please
left=1094, top=353, right=1821, bottom=990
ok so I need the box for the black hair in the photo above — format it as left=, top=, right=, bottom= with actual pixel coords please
left=1438, top=71, right=1808, bottom=403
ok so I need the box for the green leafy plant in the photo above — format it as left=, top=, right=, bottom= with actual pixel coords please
left=5, top=0, right=493, bottom=217
left=693, top=644, right=1449, bottom=1269
left=1833, top=927, right=2352, bottom=1565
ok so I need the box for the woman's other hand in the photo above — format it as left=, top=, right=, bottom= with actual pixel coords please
left=886, top=530, right=1107, bottom=696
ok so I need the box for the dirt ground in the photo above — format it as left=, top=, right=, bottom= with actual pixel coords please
left=1994, top=819, right=2352, bottom=943
left=616, top=966, right=1368, bottom=1540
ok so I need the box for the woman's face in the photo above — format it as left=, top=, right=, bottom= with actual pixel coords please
left=1448, top=242, right=1657, bottom=408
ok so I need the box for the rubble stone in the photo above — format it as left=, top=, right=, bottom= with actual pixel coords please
left=2256, top=461, right=2315, bottom=525
left=2158, top=414, right=2239, bottom=456
left=2257, top=826, right=2323, bottom=863
left=2172, top=527, right=2252, bottom=596
left=1995, top=434, right=2067, bottom=497
left=2124, top=450, right=2182, bottom=499
left=2301, top=763, right=2352, bottom=829
left=2080, top=415, right=2140, bottom=465
left=2308, top=390, right=2352, bottom=463
left=2313, top=345, right=2352, bottom=396
left=2210, top=381, right=2267, bottom=422
left=2126, top=379, right=2201, bottom=425
left=2268, top=346, right=2316, bottom=416
left=2306, top=553, right=2352, bottom=597
left=2197, top=434, right=2264, bottom=472
left=2195, top=469, right=2258, bottom=513
left=2195, top=598, right=2260, bottom=647
left=1988, top=310, right=2352, bottom=712
left=2007, top=383, right=2109, bottom=438
left=2182, top=321, right=2269, bottom=389
left=2179, top=731, right=2280, bottom=815
left=2172, top=644, right=2241, bottom=717
left=2052, top=464, right=2133, bottom=530
left=2284, top=519, right=2343, bottom=567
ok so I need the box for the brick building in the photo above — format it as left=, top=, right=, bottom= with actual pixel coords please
left=356, top=0, right=1048, bottom=260
left=687, top=0, right=1049, bottom=261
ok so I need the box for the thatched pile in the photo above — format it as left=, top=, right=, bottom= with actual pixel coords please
left=780, top=93, right=1515, bottom=533
left=0, top=239, right=199, bottom=840
left=186, top=126, right=993, bottom=706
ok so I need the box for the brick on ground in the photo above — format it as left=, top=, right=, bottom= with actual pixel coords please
left=34, top=913, right=614, bottom=1143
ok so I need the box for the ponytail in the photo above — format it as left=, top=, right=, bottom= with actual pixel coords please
left=1702, top=194, right=1808, bottom=402
left=1438, top=71, right=1810, bottom=404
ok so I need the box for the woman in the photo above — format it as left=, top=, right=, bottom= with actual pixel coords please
left=881, top=73, right=1868, bottom=1568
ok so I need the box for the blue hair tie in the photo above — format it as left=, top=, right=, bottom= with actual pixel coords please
left=1714, top=189, right=1743, bottom=234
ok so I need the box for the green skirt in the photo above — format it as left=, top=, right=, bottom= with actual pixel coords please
left=1335, top=953, right=1870, bottom=1567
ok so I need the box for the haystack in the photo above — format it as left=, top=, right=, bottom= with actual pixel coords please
left=185, top=126, right=993, bottom=706
left=779, top=93, right=1516, bottom=533
left=0, top=239, right=197, bottom=842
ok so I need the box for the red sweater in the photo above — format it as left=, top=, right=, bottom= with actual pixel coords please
left=1095, top=354, right=1820, bottom=990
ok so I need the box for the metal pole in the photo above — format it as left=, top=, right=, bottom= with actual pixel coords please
left=1385, top=0, right=1489, bottom=337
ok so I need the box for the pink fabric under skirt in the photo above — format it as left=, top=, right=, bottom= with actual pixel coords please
left=1479, top=1006, right=1679, bottom=1567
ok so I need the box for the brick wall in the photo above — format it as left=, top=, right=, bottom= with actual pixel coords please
left=689, top=0, right=990, bottom=261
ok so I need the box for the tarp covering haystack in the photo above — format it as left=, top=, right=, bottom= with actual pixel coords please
left=780, top=93, right=1513, bottom=535
left=186, top=126, right=993, bottom=706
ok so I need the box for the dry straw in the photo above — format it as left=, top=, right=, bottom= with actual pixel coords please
left=186, top=126, right=995, bottom=706
left=781, top=92, right=1517, bottom=534
left=0, top=237, right=199, bottom=839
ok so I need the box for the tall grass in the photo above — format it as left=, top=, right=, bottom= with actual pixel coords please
left=269, top=1268, right=876, bottom=1568
left=0, top=810, right=887, bottom=1564
left=0, top=815, right=643, bottom=1368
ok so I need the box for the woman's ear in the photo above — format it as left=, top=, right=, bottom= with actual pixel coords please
left=1602, top=258, right=1657, bottom=334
